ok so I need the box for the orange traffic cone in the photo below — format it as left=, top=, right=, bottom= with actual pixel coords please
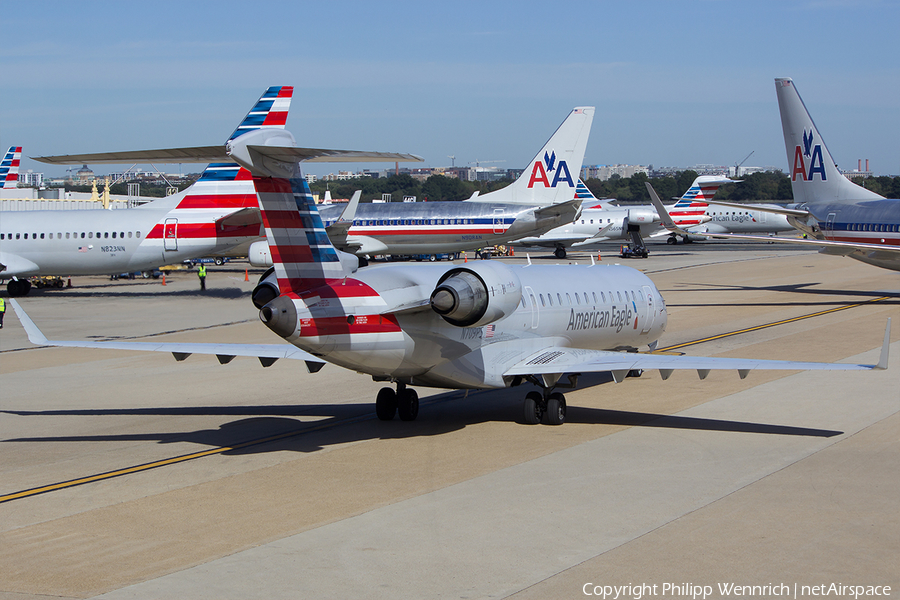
left=464, top=252, right=468, bottom=263
left=245, top=269, right=249, bottom=282
left=509, top=246, right=514, bottom=256
left=67, top=278, right=72, bottom=288
left=597, top=252, right=602, bottom=261
left=161, top=273, right=166, bottom=286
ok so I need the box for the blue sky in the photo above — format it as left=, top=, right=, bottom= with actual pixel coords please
left=2, top=0, right=898, bottom=179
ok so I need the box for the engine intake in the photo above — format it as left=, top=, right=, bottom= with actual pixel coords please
left=430, top=262, right=522, bottom=327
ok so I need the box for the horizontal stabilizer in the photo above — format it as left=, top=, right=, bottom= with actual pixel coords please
left=35, top=146, right=423, bottom=165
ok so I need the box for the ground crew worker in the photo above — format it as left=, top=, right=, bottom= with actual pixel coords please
left=0, top=297, right=5, bottom=329
left=198, top=264, right=207, bottom=291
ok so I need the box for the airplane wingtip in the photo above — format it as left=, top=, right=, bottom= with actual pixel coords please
left=9, top=299, right=49, bottom=345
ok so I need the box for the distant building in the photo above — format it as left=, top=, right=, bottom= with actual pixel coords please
left=582, top=164, right=649, bottom=181
left=75, top=164, right=94, bottom=183
left=18, top=170, right=43, bottom=187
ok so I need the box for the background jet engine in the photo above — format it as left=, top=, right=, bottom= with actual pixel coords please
left=430, top=261, right=522, bottom=327
left=252, top=267, right=279, bottom=309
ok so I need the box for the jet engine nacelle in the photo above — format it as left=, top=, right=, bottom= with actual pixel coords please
left=625, top=208, right=659, bottom=227
left=252, top=266, right=279, bottom=309
left=248, top=240, right=273, bottom=268
left=430, top=261, right=522, bottom=327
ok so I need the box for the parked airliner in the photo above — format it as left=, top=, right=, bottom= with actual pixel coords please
left=698, top=78, right=900, bottom=271
left=243, top=107, right=594, bottom=264
left=0, top=87, right=298, bottom=296
left=13, top=123, right=889, bottom=425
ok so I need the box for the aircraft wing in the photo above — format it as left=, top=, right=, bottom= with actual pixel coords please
left=503, top=324, right=889, bottom=382
left=34, top=146, right=423, bottom=165
left=695, top=199, right=811, bottom=218
left=10, top=300, right=327, bottom=372
left=701, top=232, right=900, bottom=257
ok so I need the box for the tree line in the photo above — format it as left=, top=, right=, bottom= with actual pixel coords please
left=66, top=170, right=900, bottom=203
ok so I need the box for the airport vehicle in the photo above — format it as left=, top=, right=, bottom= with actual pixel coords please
left=1, top=146, right=21, bottom=189
left=244, top=107, right=594, bottom=265
left=0, top=87, right=296, bottom=296
left=695, top=78, right=900, bottom=271
left=13, top=125, right=890, bottom=426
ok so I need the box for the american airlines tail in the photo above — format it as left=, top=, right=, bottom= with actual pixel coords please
left=775, top=78, right=882, bottom=205
left=469, top=106, right=595, bottom=205
left=668, top=176, right=736, bottom=225
left=143, top=87, right=294, bottom=243
left=1, top=146, right=22, bottom=189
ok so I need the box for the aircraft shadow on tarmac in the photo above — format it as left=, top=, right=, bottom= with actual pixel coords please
left=19, top=286, right=252, bottom=300
left=663, top=281, right=900, bottom=309
left=3, top=377, right=843, bottom=457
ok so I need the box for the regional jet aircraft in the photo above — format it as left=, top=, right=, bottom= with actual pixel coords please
left=0, top=87, right=298, bottom=296
left=13, top=124, right=890, bottom=426
left=694, top=78, right=900, bottom=271
left=243, top=106, right=594, bottom=264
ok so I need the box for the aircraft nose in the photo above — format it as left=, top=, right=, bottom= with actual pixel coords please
left=259, top=295, right=298, bottom=338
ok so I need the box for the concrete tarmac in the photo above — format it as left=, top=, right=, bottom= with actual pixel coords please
left=0, top=244, right=898, bottom=599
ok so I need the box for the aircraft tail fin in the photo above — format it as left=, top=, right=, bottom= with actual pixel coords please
left=672, top=175, right=736, bottom=209
left=469, top=107, right=594, bottom=205
left=157, top=87, right=295, bottom=216
left=575, top=179, right=617, bottom=209
left=227, top=129, right=355, bottom=295
left=775, top=78, right=882, bottom=204
left=1, top=146, right=22, bottom=189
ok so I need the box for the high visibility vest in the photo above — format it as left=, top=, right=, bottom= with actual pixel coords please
left=198, top=265, right=207, bottom=277
left=0, top=298, right=5, bottom=311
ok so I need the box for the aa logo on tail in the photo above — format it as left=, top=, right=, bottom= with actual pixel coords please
left=792, top=129, right=827, bottom=182
left=527, top=150, right=574, bottom=189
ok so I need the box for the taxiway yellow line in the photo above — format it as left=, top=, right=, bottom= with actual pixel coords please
left=657, top=296, right=891, bottom=352
left=3, top=296, right=891, bottom=504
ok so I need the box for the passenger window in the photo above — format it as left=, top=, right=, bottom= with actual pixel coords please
left=575, top=293, right=580, bottom=305
left=89, top=232, right=93, bottom=238
left=584, top=292, right=589, bottom=304
left=41, top=233, right=45, bottom=239
left=112, top=232, right=117, bottom=238
left=540, top=294, right=545, bottom=307
left=593, top=292, right=597, bottom=303
left=617, top=291, right=622, bottom=302
left=24, top=233, right=28, bottom=239
left=566, top=293, right=571, bottom=304
left=66, top=233, right=70, bottom=239
left=136, top=231, right=141, bottom=238
left=601, top=292, right=606, bottom=303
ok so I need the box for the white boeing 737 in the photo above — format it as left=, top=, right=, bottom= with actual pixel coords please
left=12, top=122, right=890, bottom=425
left=695, top=78, right=900, bottom=271
left=0, top=87, right=298, bottom=296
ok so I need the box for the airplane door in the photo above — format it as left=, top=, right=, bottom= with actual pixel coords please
left=825, top=213, right=837, bottom=240
left=641, top=285, right=655, bottom=334
left=524, top=286, right=539, bottom=329
left=758, top=210, right=766, bottom=223
left=164, top=218, right=178, bottom=251
left=493, top=208, right=504, bottom=235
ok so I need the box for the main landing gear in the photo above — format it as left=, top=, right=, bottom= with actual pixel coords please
left=523, top=390, right=567, bottom=425
left=375, top=382, right=419, bottom=421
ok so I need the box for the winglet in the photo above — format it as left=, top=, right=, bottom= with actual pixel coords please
left=10, top=299, right=49, bottom=345
left=876, top=318, right=891, bottom=370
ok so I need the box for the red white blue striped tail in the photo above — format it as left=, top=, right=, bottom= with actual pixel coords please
left=1, top=146, right=22, bottom=189
left=228, top=86, right=293, bottom=142
left=254, top=168, right=348, bottom=294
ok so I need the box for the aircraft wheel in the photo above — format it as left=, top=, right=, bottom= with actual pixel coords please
left=545, top=392, right=566, bottom=425
left=554, top=247, right=567, bottom=259
left=397, top=388, right=419, bottom=421
left=523, top=391, right=544, bottom=425
left=8, top=279, right=31, bottom=297
left=683, top=236, right=693, bottom=244
left=627, top=369, right=643, bottom=378
left=666, top=236, right=677, bottom=245
left=429, top=254, right=437, bottom=262
left=375, top=387, right=397, bottom=421
left=215, top=257, right=224, bottom=265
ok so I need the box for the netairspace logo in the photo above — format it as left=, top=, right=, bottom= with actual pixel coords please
left=581, top=582, right=893, bottom=599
